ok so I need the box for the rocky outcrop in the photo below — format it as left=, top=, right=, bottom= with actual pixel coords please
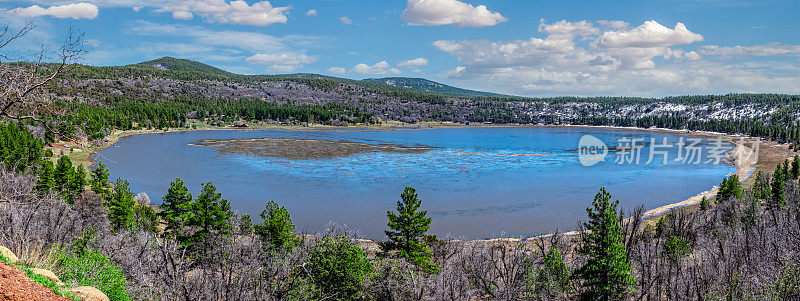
left=0, top=246, right=18, bottom=263
left=68, top=286, right=109, bottom=301
left=30, top=268, right=64, bottom=286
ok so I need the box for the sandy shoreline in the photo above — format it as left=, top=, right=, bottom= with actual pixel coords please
left=82, top=122, right=790, bottom=241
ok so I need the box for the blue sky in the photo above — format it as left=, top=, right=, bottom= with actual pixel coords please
left=1, top=0, right=799, bottom=97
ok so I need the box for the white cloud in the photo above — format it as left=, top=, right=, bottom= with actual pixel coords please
left=327, top=67, right=346, bottom=75
left=398, top=57, right=428, bottom=67
left=351, top=61, right=401, bottom=75
left=700, top=43, right=800, bottom=57
left=305, top=9, right=317, bottom=16
left=402, top=0, right=507, bottom=27
left=157, top=0, right=290, bottom=26
left=246, top=53, right=318, bottom=72
left=10, top=2, right=99, bottom=19
left=432, top=19, right=800, bottom=96
left=172, top=10, right=193, bottom=20
left=596, top=21, right=704, bottom=48
left=339, top=16, right=352, bottom=24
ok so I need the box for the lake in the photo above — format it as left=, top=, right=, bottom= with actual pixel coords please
left=96, top=126, right=735, bottom=240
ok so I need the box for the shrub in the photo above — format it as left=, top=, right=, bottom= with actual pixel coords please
left=306, top=236, right=373, bottom=300
left=56, top=230, right=130, bottom=301
left=663, top=236, right=691, bottom=264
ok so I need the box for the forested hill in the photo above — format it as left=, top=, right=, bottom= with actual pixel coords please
left=43, top=56, right=800, bottom=147
left=108, top=57, right=507, bottom=98
left=362, top=77, right=510, bottom=98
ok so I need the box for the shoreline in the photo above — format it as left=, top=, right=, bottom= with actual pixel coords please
left=79, top=122, right=790, bottom=242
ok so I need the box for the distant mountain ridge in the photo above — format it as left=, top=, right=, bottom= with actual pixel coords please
left=362, top=77, right=510, bottom=98
left=123, top=57, right=512, bottom=98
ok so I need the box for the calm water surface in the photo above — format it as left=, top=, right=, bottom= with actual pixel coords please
left=96, top=127, right=734, bottom=239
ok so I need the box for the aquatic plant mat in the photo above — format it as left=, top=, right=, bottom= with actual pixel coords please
left=191, top=137, right=435, bottom=159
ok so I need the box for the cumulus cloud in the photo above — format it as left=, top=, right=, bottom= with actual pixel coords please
left=305, top=9, right=317, bottom=16
left=327, top=67, right=346, bottom=75
left=431, top=19, right=800, bottom=96
left=246, top=53, right=318, bottom=73
left=157, top=0, right=290, bottom=26
left=397, top=57, right=428, bottom=67
left=339, top=16, right=352, bottom=24
left=351, top=61, right=401, bottom=75
left=596, top=21, right=704, bottom=48
left=402, top=0, right=507, bottom=27
left=10, top=2, right=99, bottom=19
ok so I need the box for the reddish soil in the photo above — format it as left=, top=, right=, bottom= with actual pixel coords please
left=0, top=262, right=70, bottom=301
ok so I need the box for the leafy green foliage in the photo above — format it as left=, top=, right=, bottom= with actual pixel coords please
left=0, top=122, right=45, bottom=173
left=159, top=178, right=193, bottom=240
left=56, top=247, right=130, bottom=301
left=717, top=175, right=742, bottom=203
left=791, top=155, right=799, bottom=180
left=528, top=245, right=573, bottom=298
left=107, top=178, right=135, bottom=232
left=238, top=213, right=253, bottom=236
left=35, top=160, right=55, bottom=195
left=575, top=187, right=636, bottom=300
left=254, top=200, right=298, bottom=253
left=306, top=236, right=373, bottom=300
left=771, top=164, right=786, bottom=209
left=663, top=236, right=691, bottom=264
left=184, top=182, right=233, bottom=259
left=90, top=161, right=111, bottom=199
left=382, top=187, right=437, bottom=273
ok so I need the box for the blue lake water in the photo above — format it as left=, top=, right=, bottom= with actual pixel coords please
left=96, top=127, right=735, bottom=239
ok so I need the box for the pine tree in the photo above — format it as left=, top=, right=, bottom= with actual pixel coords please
left=791, top=155, right=799, bottom=179
left=717, top=175, right=742, bottom=203
left=238, top=214, right=253, bottom=236
left=35, top=161, right=55, bottom=195
left=382, top=186, right=437, bottom=273
left=530, top=245, right=573, bottom=298
left=185, top=182, right=233, bottom=259
left=53, top=156, right=74, bottom=193
left=90, top=162, right=111, bottom=199
left=160, top=178, right=193, bottom=240
left=68, top=165, right=87, bottom=203
left=771, top=164, right=786, bottom=209
left=108, top=178, right=135, bottom=232
left=254, top=200, right=298, bottom=253
left=575, top=187, right=636, bottom=300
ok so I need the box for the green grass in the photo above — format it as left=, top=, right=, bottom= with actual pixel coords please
left=0, top=252, right=79, bottom=300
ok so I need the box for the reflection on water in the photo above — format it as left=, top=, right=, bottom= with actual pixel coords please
left=97, top=127, right=734, bottom=240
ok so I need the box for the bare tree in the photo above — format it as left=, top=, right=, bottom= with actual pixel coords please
left=0, top=20, right=87, bottom=125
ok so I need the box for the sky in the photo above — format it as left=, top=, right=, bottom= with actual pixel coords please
left=1, top=0, right=799, bottom=97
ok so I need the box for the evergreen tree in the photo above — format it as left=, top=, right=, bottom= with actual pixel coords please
left=792, top=155, right=799, bottom=179
left=90, top=162, right=111, bottom=199
left=53, top=156, right=75, bottom=193
left=307, top=236, right=373, bottom=300
left=717, top=175, right=742, bottom=203
left=771, top=164, right=786, bottom=209
left=68, top=165, right=87, bottom=203
left=185, top=182, right=233, bottom=259
left=160, top=178, right=193, bottom=240
left=529, top=245, right=573, bottom=298
left=254, top=200, right=298, bottom=253
left=382, top=187, right=437, bottom=273
left=238, top=214, right=253, bottom=236
left=575, top=187, right=636, bottom=300
left=35, top=160, right=55, bottom=195
left=107, top=178, right=135, bottom=232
